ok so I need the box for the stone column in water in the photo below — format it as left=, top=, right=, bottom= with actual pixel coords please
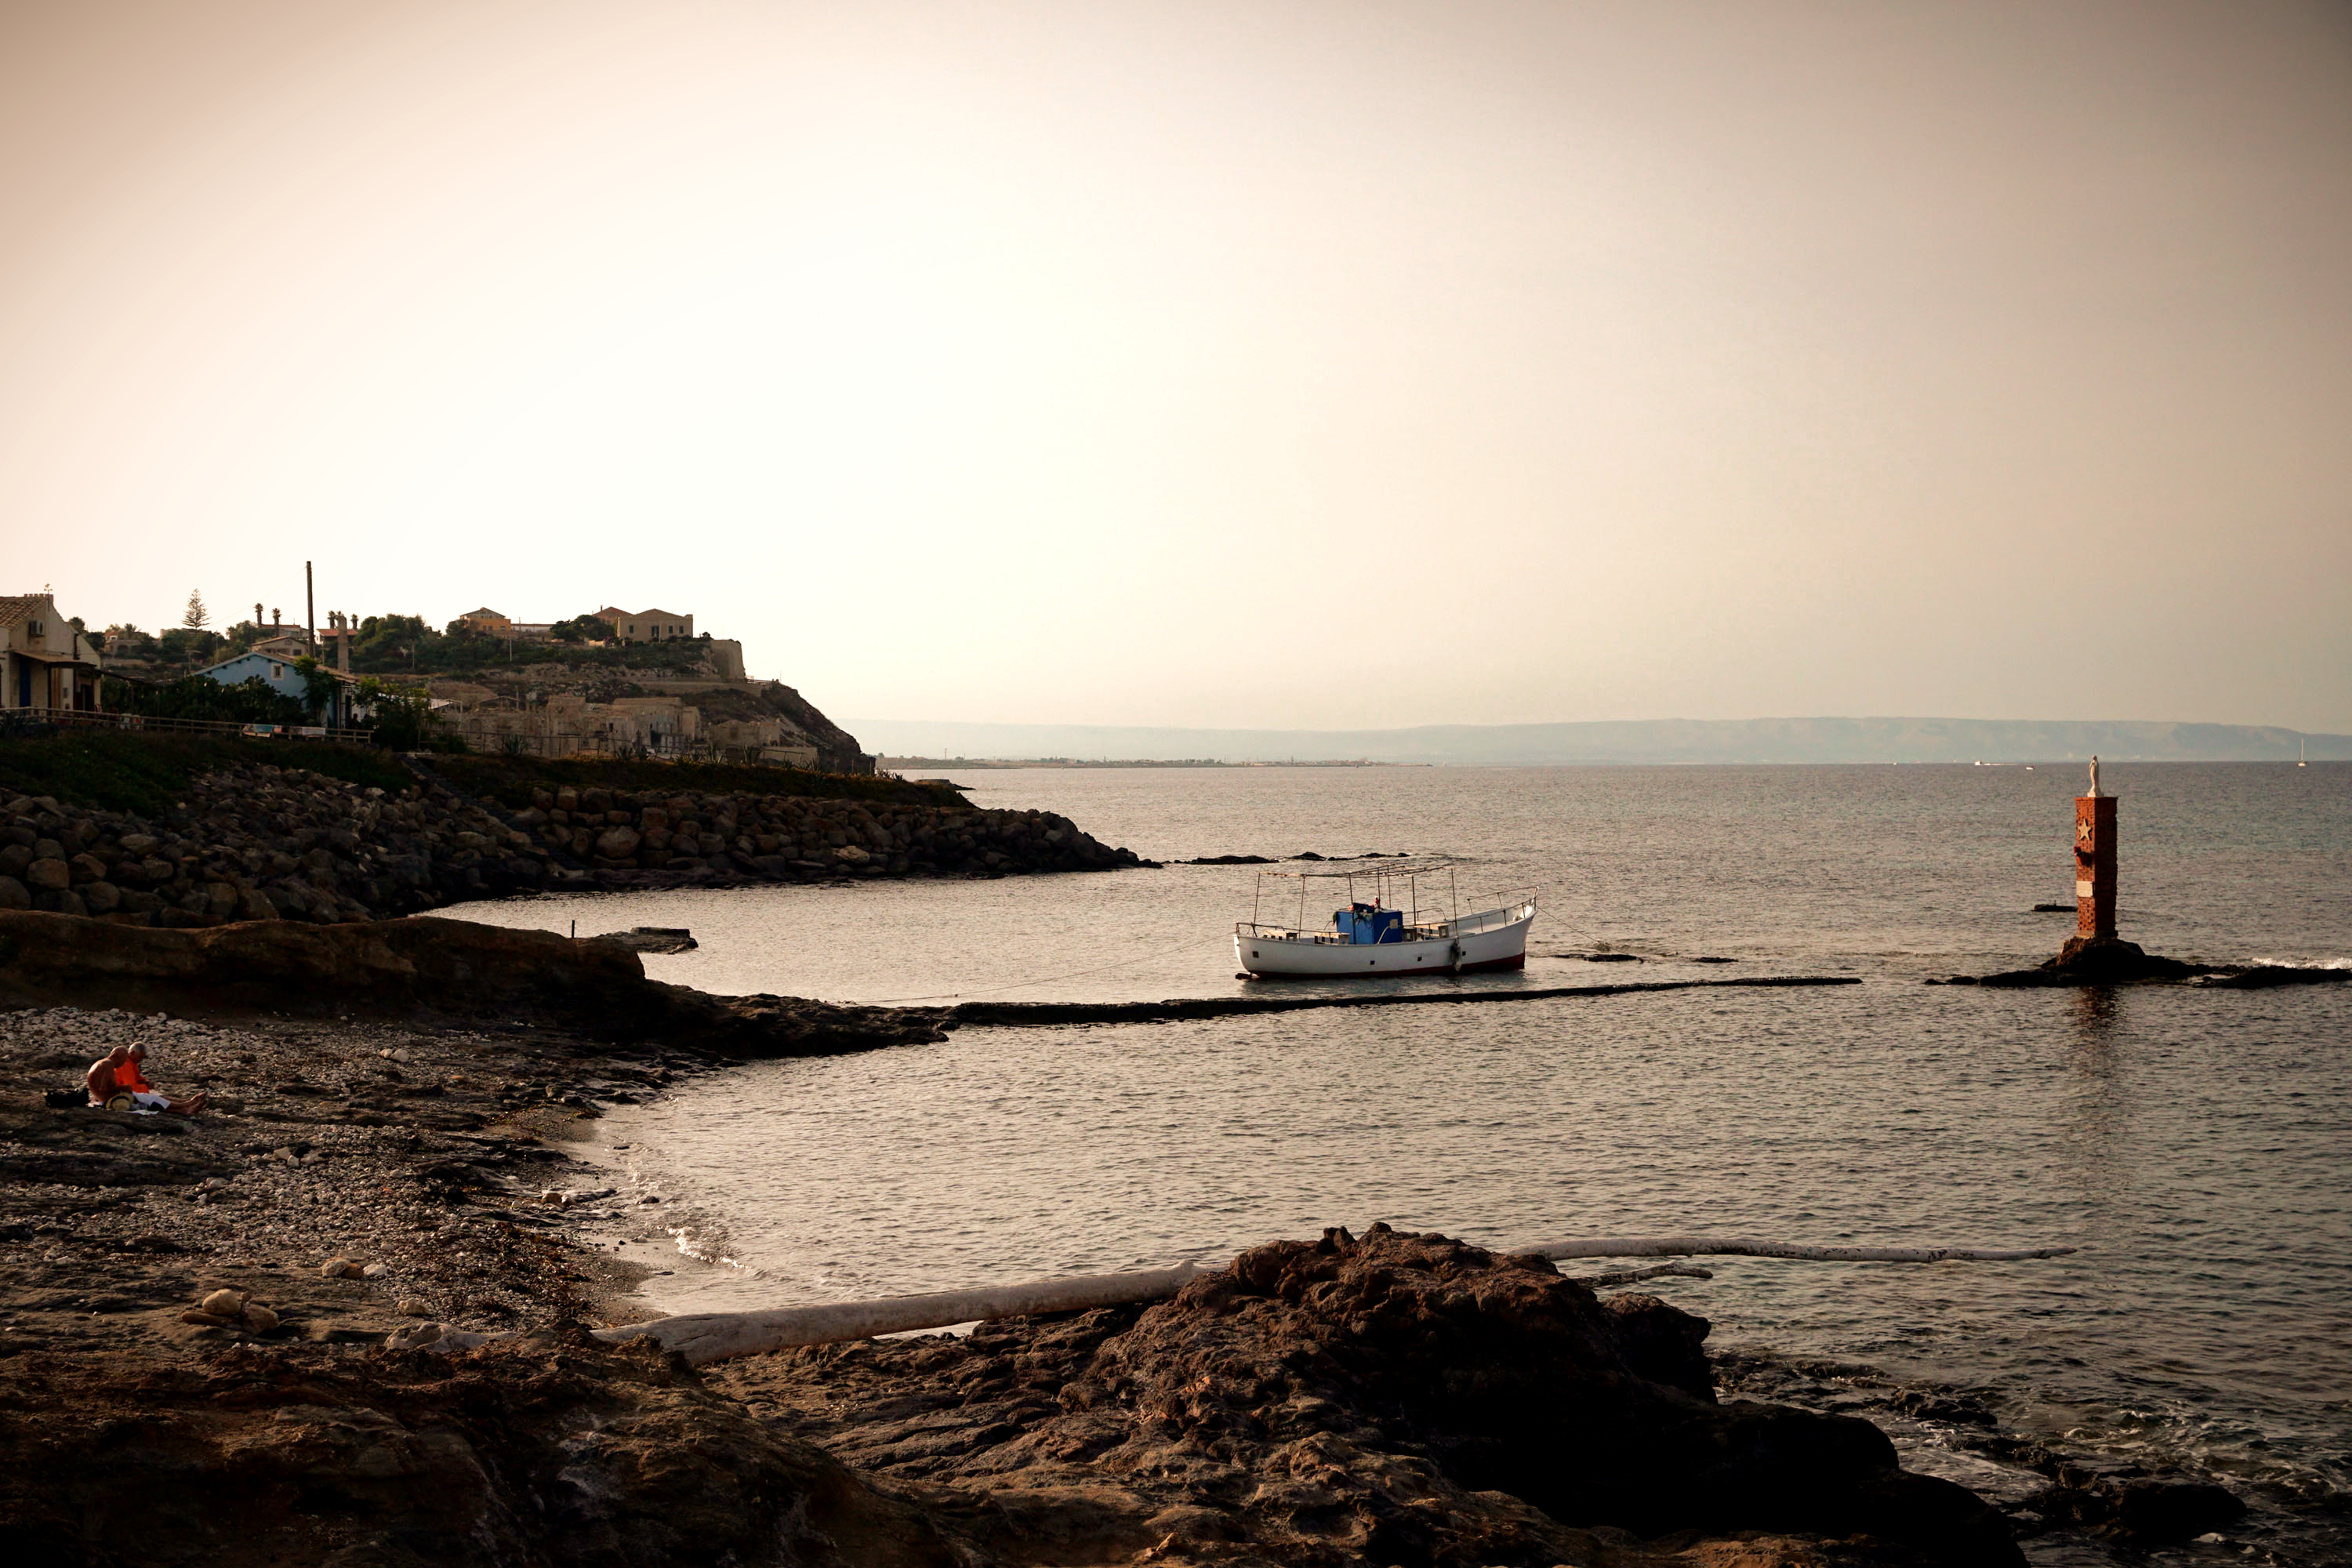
left=2074, top=757, right=2117, bottom=939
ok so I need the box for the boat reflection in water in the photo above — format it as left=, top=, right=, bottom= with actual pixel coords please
left=1233, top=858, right=1537, bottom=978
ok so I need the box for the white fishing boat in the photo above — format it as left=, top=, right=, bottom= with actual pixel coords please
left=1234, top=858, right=1537, bottom=978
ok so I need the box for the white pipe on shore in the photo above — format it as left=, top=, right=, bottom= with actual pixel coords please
left=591, top=1261, right=1207, bottom=1366
left=582, top=1238, right=2072, bottom=1366
left=1526, top=1237, right=2077, bottom=1263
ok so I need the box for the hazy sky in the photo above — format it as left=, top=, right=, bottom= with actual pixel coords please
left=4, top=0, right=2347, bottom=731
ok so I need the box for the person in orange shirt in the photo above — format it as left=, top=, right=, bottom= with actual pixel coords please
left=87, top=1044, right=207, bottom=1115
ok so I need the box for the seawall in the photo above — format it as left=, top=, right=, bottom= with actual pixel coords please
left=0, top=756, right=1148, bottom=929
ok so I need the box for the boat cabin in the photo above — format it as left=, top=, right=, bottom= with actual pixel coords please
left=1336, top=902, right=1405, bottom=944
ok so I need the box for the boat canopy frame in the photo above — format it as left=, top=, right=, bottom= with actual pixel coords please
left=1243, top=858, right=1528, bottom=944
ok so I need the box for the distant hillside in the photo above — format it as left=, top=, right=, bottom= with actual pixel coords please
left=851, top=717, right=2352, bottom=766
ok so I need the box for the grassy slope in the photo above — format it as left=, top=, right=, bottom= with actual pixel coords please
left=0, top=734, right=414, bottom=815
left=430, top=754, right=965, bottom=811
left=0, top=733, right=967, bottom=818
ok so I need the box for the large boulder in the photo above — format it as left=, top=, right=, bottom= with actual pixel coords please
left=740, top=1224, right=2026, bottom=1566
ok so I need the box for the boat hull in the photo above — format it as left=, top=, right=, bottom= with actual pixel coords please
left=1234, top=904, right=1536, bottom=979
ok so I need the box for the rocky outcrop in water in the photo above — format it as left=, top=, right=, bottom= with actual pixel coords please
left=0, top=762, right=1147, bottom=928
left=1940, top=934, right=2347, bottom=989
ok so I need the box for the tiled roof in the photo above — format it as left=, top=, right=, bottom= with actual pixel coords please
left=0, top=594, right=52, bottom=626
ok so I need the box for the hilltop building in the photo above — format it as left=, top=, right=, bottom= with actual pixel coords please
left=597, top=606, right=693, bottom=644
left=249, top=632, right=310, bottom=661
left=434, top=688, right=706, bottom=757
left=1, top=593, right=105, bottom=713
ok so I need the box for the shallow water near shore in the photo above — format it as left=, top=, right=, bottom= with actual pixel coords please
left=455, top=763, right=2351, bottom=1559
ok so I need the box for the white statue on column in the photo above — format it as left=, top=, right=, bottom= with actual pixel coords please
left=2088, top=756, right=2100, bottom=797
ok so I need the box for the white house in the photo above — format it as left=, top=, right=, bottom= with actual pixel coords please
left=0, top=592, right=106, bottom=713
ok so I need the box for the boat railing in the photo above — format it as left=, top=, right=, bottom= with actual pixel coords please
left=1236, top=891, right=1535, bottom=945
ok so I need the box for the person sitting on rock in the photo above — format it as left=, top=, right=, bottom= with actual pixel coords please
left=87, top=1044, right=207, bottom=1115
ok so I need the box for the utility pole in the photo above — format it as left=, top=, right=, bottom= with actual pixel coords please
left=304, top=561, right=317, bottom=655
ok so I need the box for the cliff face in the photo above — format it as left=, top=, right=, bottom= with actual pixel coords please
left=413, top=642, right=879, bottom=775
left=758, top=681, right=870, bottom=775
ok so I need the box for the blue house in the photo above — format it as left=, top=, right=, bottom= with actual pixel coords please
left=197, top=650, right=315, bottom=703
left=198, top=649, right=368, bottom=724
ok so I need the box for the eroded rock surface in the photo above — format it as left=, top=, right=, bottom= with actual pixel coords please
left=722, top=1224, right=2025, bottom=1566
left=0, top=1333, right=964, bottom=1568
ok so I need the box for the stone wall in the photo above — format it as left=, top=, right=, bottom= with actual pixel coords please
left=0, top=761, right=1148, bottom=927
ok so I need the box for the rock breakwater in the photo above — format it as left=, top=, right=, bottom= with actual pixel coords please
left=0, top=757, right=1147, bottom=928
left=0, top=909, right=949, bottom=1055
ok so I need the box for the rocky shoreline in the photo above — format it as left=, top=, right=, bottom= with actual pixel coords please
left=0, top=988, right=2024, bottom=1568
left=0, top=912, right=2288, bottom=1566
left=0, top=755, right=1151, bottom=930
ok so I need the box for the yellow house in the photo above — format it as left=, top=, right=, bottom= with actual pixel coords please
left=595, top=606, right=694, bottom=644
left=0, top=593, right=105, bottom=713
left=453, top=607, right=514, bottom=637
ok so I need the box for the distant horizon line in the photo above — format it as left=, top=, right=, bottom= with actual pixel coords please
left=844, top=714, right=2350, bottom=767
left=852, top=713, right=2348, bottom=737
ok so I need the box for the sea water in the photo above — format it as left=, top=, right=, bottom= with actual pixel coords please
left=453, top=763, right=2350, bottom=1559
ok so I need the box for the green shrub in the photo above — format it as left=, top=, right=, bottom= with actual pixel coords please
left=121, top=674, right=310, bottom=727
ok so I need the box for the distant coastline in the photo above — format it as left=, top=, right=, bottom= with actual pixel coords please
left=855, top=716, right=2352, bottom=768
left=879, top=756, right=1414, bottom=770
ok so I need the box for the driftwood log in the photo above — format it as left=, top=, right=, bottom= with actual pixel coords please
left=593, top=1262, right=1205, bottom=1365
